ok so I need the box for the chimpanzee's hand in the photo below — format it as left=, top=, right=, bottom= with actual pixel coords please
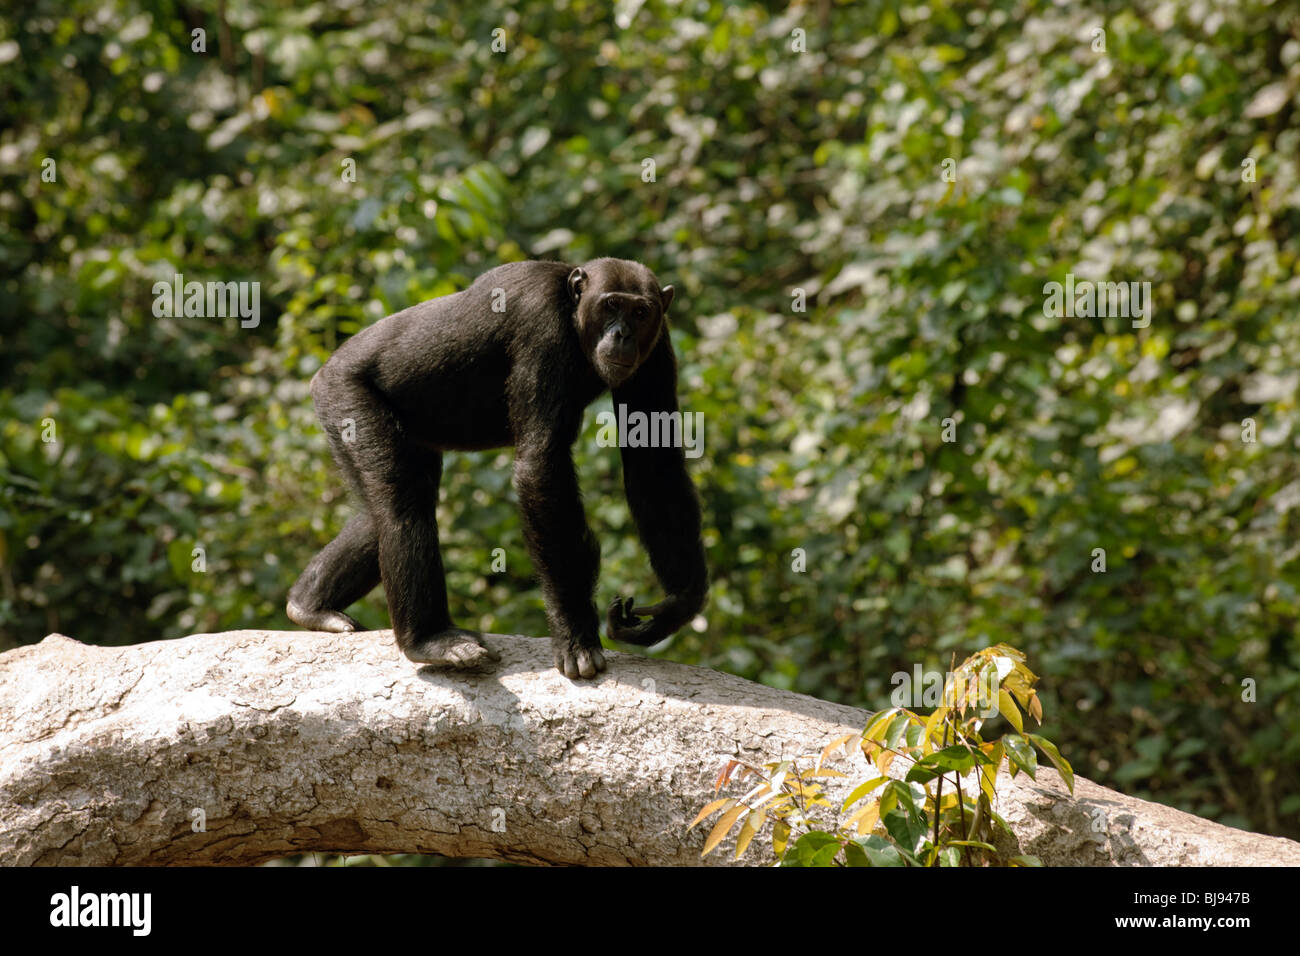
left=606, top=595, right=678, bottom=647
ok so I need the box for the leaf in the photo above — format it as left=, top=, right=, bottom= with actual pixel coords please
left=842, top=774, right=888, bottom=811
left=810, top=842, right=841, bottom=867
left=772, top=819, right=791, bottom=857
left=713, top=760, right=741, bottom=793
left=702, top=805, right=746, bottom=856
left=688, top=798, right=733, bottom=830
left=883, top=807, right=927, bottom=854
left=856, top=835, right=905, bottom=867
left=883, top=712, right=912, bottom=751
left=945, top=840, right=997, bottom=851
left=817, top=734, right=856, bottom=770
left=862, top=709, right=897, bottom=743
left=980, top=742, right=1003, bottom=802
left=735, top=811, right=760, bottom=859
left=997, top=690, right=1024, bottom=733
left=1028, top=733, right=1075, bottom=793
left=1003, top=734, right=1037, bottom=780
left=782, top=831, right=841, bottom=867
left=845, top=800, right=881, bottom=836
left=876, top=749, right=896, bottom=776
left=746, top=786, right=786, bottom=811
left=879, top=780, right=899, bottom=818
left=905, top=744, right=977, bottom=784
left=922, top=706, right=949, bottom=751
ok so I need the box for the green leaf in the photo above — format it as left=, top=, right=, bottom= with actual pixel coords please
left=883, top=712, right=912, bottom=751
left=1003, top=734, right=1038, bottom=780
left=844, top=840, right=870, bottom=867
left=905, top=744, right=977, bottom=784
left=781, top=831, right=842, bottom=867
left=882, top=808, right=927, bottom=856
left=1028, top=734, right=1075, bottom=793
left=842, top=774, right=888, bottom=811
left=855, top=835, right=906, bottom=867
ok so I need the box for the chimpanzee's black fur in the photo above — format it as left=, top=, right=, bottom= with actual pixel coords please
left=287, top=258, right=707, bottom=678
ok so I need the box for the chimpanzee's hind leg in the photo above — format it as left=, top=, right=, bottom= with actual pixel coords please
left=287, top=512, right=380, bottom=632
left=297, top=366, right=498, bottom=670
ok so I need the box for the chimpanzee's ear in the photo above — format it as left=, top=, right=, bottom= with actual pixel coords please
left=568, top=268, right=587, bottom=303
left=660, top=285, right=674, bottom=313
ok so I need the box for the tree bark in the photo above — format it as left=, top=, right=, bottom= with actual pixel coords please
left=1, top=630, right=1296, bottom=866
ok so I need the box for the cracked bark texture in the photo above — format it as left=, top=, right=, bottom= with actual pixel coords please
left=2, top=630, right=1297, bottom=866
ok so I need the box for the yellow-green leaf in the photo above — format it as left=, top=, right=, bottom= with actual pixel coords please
left=817, top=734, right=856, bottom=770
left=863, top=709, right=897, bottom=743
left=877, top=749, right=896, bottom=776
left=1029, top=733, right=1075, bottom=794
left=773, top=819, right=791, bottom=856
left=850, top=801, right=880, bottom=836
left=980, top=742, right=1002, bottom=803
left=703, top=805, right=746, bottom=856
left=997, top=690, right=1024, bottom=733
left=808, top=767, right=849, bottom=779
left=735, top=812, right=760, bottom=859
left=842, top=774, right=888, bottom=811
left=689, top=798, right=733, bottom=830
left=923, top=706, right=949, bottom=752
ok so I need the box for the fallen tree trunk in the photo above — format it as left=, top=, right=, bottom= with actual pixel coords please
left=1, top=630, right=1296, bottom=866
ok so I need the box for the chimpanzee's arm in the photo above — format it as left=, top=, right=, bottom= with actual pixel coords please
left=606, top=335, right=708, bottom=646
left=511, top=402, right=607, bottom=679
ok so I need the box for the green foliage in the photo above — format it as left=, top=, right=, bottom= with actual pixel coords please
left=691, top=645, right=1068, bottom=866
left=2, top=0, right=1299, bottom=845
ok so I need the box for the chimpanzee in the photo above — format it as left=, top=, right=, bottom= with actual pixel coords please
left=286, top=258, right=708, bottom=679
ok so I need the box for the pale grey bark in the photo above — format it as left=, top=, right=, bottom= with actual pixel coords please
left=1, top=630, right=1296, bottom=866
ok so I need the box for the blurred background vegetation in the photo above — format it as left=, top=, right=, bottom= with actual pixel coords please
left=2, top=0, right=1299, bottom=851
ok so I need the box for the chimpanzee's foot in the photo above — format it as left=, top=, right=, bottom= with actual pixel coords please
left=287, top=600, right=362, bottom=633
left=552, top=637, right=607, bottom=680
left=403, top=628, right=501, bottom=670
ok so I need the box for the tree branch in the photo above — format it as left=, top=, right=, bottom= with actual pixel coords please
left=1, top=631, right=1296, bottom=866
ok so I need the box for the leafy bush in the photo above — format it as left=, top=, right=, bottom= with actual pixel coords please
left=692, top=645, right=1070, bottom=865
